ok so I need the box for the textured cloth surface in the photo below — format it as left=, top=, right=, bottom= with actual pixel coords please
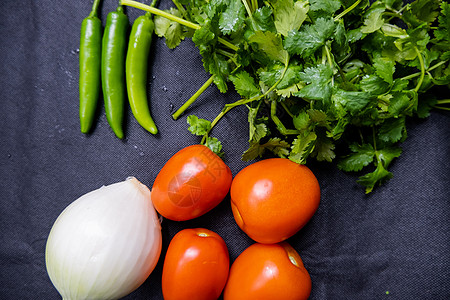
left=0, top=1, right=449, bottom=299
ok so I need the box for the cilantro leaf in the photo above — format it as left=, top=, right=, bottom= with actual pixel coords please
left=187, top=115, right=223, bottom=157
left=331, top=89, right=374, bottom=116
left=403, top=0, right=440, bottom=27
left=381, top=23, right=409, bottom=39
left=247, top=104, right=268, bottom=143
left=357, top=163, right=393, bottom=193
left=360, top=75, right=390, bottom=95
left=154, top=8, right=187, bottom=49
left=219, top=0, right=245, bottom=34
left=242, top=137, right=290, bottom=161
left=205, top=136, right=224, bottom=157
left=258, top=63, right=285, bottom=88
left=373, top=56, right=395, bottom=84
left=377, top=146, right=402, bottom=167
left=434, top=1, right=450, bottom=41
left=192, top=19, right=231, bottom=93
left=378, top=117, right=406, bottom=143
left=333, top=20, right=350, bottom=59
left=274, top=63, right=303, bottom=96
left=192, top=19, right=216, bottom=45
left=356, top=145, right=402, bottom=193
left=308, top=109, right=330, bottom=127
left=416, top=96, right=438, bottom=118
left=388, top=92, right=414, bottom=117
left=433, top=2, right=450, bottom=60
left=293, top=111, right=311, bottom=131
left=391, top=78, right=410, bottom=91
left=327, top=117, right=349, bottom=140
left=360, top=7, right=385, bottom=34
left=229, top=70, right=261, bottom=98
left=293, top=108, right=330, bottom=132
left=271, top=0, right=309, bottom=36
left=187, top=115, right=211, bottom=135
left=250, top=123, right=268, bottom=143
left=253, top=6, right=277, bottom=33
left=311, top=136, right=336, bottom=162
left=310, top=0, right=341, bottom=15
left=259, top=62, right=304, bottom=98
left=295, top=64, right=333, bottom=103
left=248, top=30, right=289, bottom=63
left=337, top=143, right=375, bottom=172
left=289, top=131, right=317, bottom=164
left=393, top=27, right=430, bottom=62
left=207, top=52, right=230, bottom=93
left=284, top=17, right=336, bottom=57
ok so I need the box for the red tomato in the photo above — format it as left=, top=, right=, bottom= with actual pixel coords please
left=223, top=242, right=312, bottom=300
left=151, top=145, right=232, bottom=221
left=162, top=228, right=230, bottom=300
left=230, top=158, right=320, bottom=243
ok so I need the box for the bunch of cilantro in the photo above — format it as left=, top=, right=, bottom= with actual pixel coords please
left=123, top=0, right=450, bottom=193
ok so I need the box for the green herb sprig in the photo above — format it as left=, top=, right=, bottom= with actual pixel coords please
left=122, top=0, right=450, bottom=193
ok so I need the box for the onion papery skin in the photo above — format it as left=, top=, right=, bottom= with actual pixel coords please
left=45, top=177, right=162, bottom=300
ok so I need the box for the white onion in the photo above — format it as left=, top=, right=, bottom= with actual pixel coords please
left=45, top=177, right=162, bottom=300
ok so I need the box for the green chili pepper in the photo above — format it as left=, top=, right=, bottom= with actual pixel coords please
left=102, top=5, right=129, bottom=139
left=126, top=11, right=158, bottom=135
left=79, top=0, right=102, bottom=134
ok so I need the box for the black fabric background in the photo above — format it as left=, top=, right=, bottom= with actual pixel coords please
left=0, top=0, right=449, bottom=299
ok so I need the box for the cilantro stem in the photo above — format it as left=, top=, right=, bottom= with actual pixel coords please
left=280, top=101, right=295, bottom=118
left=201, top=108, right=230, bottom=144
left=224, top=56, right=290, bottom=108
left=121, top=0, right=200, bottom=29
left=334, top=0, right=362, bottom=21
left=271, top=101, right=300, bottom=135
left=413, top=47, right=425, bottom=92
left=241, top=0, right=257, bottom=30
left=437, top=99, right=450, bottom=104
left=251, top=0, right=258, bottom=11
left=201, top=58, right=291, bottom=140
left=436, top=99, right=450, bottom=110
left=171, top=0, right=187, bottom=19
left=372, top=126, right=377, bottom=152
left=242, top=0, right=252, bottom=15
left=399, top=60, right=448, bottom=81
left=324, top=44, right=334, bottom=86
left=435, top=106, right=450, bottom=111
left=424, top=59, right=445, bottom=71
left=216, top=48, right=238, bottom=64
left=172, top=75, right=215, bottom=120
left=219, top=38, right=239, bottom=52
left=121, top=0, right=239, bottom=52
left=383, top=12, right=402, bottom=19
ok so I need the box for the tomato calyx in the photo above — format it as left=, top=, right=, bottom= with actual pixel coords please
left=281, top=242, right=304, bottom=269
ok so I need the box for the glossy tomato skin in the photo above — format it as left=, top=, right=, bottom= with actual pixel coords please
left=223, top=242, right=311, bottom=300
left=151, top=145, right=232, bottom=221
left=230, top=158, right=320, bottom=243
left=162, top=228, right=230, bottom=300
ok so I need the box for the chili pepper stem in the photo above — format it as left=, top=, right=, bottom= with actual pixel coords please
left=172, top=75, right=215, bottom=120
left=89, top=0, right=102, bottom=17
